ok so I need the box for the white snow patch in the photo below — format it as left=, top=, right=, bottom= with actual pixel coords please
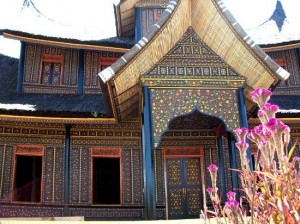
left=0, top=36, right=21, bottom=58
left=0, top=103, right=36, bottom=111
left=278, top=109, right=300, bottom=113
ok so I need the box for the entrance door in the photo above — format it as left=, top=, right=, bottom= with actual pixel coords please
left=166, top=157, right=203, bottom=219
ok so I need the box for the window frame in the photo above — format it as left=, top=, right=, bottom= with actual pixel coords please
left=12, top=145, right=44, bottom=203
left=274, top=58, right=290, bottom=86
left=90, top=147, right=122, bottom=205
left=39, top=54, right=64, bottom=85
left=99, top=57, right=119, bottom=71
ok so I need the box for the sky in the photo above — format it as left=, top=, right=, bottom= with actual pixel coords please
left=0, top=0, right=299, bottom=58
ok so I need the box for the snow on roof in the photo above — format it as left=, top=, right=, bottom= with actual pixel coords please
left=0, top=0, right=120, bottom=40
left=222, top=0, right=300, bottom=45
left=0, top=0, right=300, bottom=59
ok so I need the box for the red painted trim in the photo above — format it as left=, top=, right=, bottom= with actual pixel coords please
left=11, top=145, right=45, bottom=203
left=90, top=147, right=122, bottom=205
left=39, top=54, right=64, bottom=85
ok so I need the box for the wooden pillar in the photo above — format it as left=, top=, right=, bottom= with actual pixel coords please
left=216, top=128, right=226, bottom=203
left=227, top=132, right=239, bottom=199
left=296, top=48, right=300, bottom=70
left=237, top=87, right=253, bottom=171
left=77, top=49, right=84, bottom=95
left=17, top=42, right=25, bottom=94
left=142, top=86, right=156, bottom=220
left=135, top=7, right=142, bottom=43
left=64, top=124, right=71, bottom=215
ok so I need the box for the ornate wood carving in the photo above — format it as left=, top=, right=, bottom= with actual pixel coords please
left=165, top=146, right=203, bottom=157
left=15, top=145, right=44, bottom=155
left=91, top=147, right=121, bottom=157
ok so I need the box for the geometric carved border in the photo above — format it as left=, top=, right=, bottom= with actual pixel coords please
left=91, top=147, right=121, bottom=157
left=150, top=88, right=240, bottom=147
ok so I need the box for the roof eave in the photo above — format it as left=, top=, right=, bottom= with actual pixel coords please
left=3, top=31, right=131, bottom=53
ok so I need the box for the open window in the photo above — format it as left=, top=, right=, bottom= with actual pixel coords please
left=13, top=145, right=44, bottom=203
left=40, top=55, right=63, bottom=85
left=91, top=147, right=121, bottom=205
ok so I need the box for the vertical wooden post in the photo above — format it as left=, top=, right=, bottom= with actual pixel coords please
left=227, top=132, right=239, bottom=199
left=142, top=86, right=156, bottom=220
left=296, top=48, right=300, bottom=71
left=237, top=87, right=253, bottom=171
left=216, top=130, right=226, bottom=203
left=64, top=124, right=71, bottom=216
left=77, top=49, right=84, bottom=95
left=135, top=7, right=142, bottom=43
left=17, top=42, right=25, bottom=94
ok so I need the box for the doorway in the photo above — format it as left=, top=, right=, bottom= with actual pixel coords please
left=164, top=147, right=204, bottom=219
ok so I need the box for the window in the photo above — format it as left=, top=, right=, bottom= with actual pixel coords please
left=99, top=57, right=118, bottom=71
left=13, top=145, right=44, bottom=203
left=274, top=58, right=290, bottom=86
left=40, top=55, right=63, bottom=85
left=91, top=147, right=121, bottom=204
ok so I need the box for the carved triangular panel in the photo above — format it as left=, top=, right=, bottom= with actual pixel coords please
left=147, top=27, right=240, bottom=77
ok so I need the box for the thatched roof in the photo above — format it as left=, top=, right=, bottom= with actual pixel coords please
left=98, top=0, right=290, bottom=121
left=2, top=30, right=134, bottom=52
left=0, top=54, right=107, bottom=117
left=117, top=0, right=300, bottom=46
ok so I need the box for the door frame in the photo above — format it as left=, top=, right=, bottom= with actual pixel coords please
left=163, top=146, right=205, bottom=219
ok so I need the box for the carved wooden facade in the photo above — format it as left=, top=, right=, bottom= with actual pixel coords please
left=22, top=44, right=124, bottom=95
left=0, top=0, right=299, bottom=221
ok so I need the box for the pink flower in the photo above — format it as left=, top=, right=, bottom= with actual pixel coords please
left=293, top=156, right=300, bottom=162
left=206, top=187, right=214, bottom=193
left=208, top=164, right=218, bottom=188
left=265, top=118, right=288, bottom=132
left=251, top=88, right=272, bottom=108
left=235, top=141, right=249, bottom=168
left=248, top=125, right=271, bottom=144
left=262, top=103, right=279, bottom=118
left=257, top=109, right=268, bottom=125
left=266, top=118, right=291, bottom=164
left=225, top=199, right=240, bottom=212
left=235, top=141, right=249, bottom=158
left=234, top=127, right=248, bottom=142
left=259, top=140, right=267, bottom=148
left=208, top=164, right=218, bottom=172
left=247, top=129, right=260, bottom=144
left=257, top=140, right=273, bottom=167
left=257, top=103, right=279, bottom=124
left=226, top=191, right=236, bottom=201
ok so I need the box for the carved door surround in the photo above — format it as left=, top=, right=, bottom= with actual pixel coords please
left=164, top=146, right=205, bottom=219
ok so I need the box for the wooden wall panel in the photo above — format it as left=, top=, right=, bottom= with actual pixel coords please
left=0, top=144, right=14, bottom=202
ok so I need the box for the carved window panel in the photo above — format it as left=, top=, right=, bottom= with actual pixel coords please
left=12, top=145, right=44, bottom=203
left=91, top=147, right=122, bottom=205
left=40, top=55, right=63, bottom=85
left=99, top=57, right=118, bottom=71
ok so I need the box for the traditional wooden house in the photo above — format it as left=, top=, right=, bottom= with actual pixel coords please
left=0, top=0, right=298, bottom=220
